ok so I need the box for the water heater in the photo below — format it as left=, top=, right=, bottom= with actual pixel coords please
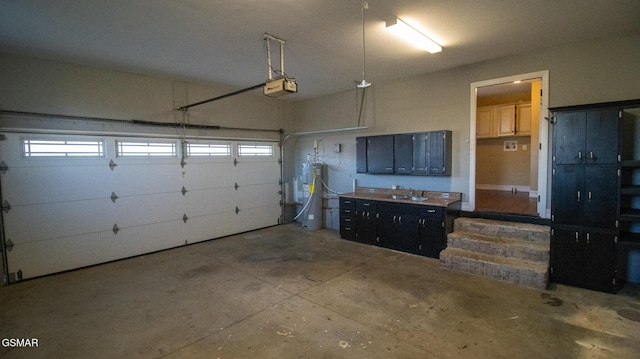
left=301, top=162, right=323, bottom=230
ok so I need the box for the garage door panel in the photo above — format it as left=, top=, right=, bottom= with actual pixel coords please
left=236, top=206, right=280, bottom=232
left=113, top=220, right=186, bottom=256
left=237, top=184, right=281, bottom=209
left=185, top=188, right=236, bottom=216
left=234, top=161, right=280, bottom=185
left=110, top=163, right=183, bottom=195
left=1, top=133, right=281, bottom=281
left=1, top=165, right=112, bottom=205
left=183, top=211, right=238, bottom=244
left=4, top=199, right=113, bottom=244
left=183, top=162, right=236, bottom=189
left=7, top=230, right=117, bottom=280
left=112, top=193, right=184, bottom=227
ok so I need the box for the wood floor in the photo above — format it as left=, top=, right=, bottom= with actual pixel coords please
left=475, top=189, right=538, bottom=216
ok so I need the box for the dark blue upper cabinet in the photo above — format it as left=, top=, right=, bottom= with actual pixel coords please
left=394, top=134, right=413, bottom=174
left=367, top=135, right=394, bottom=173
left=355, top=131, right=452, bottom=176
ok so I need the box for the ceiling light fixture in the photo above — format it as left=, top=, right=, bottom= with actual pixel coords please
left=385, top=17, right=442, bottom=54
left=357, top=0, right=371, bottom=88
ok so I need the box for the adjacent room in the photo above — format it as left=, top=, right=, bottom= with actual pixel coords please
left=1, top=1, right=640, bottom=358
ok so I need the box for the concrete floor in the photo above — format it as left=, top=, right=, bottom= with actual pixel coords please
left=1, top=223, right=640, bottom=359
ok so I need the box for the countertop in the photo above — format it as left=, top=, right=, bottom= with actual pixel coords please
left=340, top=187, right=462, bottom=208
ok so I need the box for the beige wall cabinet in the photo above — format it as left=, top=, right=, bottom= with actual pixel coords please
left=476, top=103, right=531, bottom=138
left=476, top=106, right=495, bottom=138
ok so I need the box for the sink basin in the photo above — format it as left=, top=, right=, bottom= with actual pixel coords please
left=391, top=194, right=407, bottom=200
left=411, top=196, right=428, bottom=202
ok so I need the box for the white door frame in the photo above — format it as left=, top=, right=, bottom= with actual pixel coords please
left=468, top=70, right=550, bottom=218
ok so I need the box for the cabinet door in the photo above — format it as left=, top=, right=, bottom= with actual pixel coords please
left=394, top=134, right=413, bottom=174
left=583, top=166, right=619, bottom=228
left=355, top=210, right=376, bottom=245
left=427, top=130, right=451, bottom=176
left=397, top=214, right=420, bottom=253
left=516, top=104, right=532, bottom=136
left=554, top=111, right=586, bottom=164
left=476, top=107, right=494, bottom=138
left=376, top=211, right=396, bottom=248
left=585, top=108, right=619, bottom=164
left=582, top=231, right=617, bottom=292
left=356, top=137, right=367, bottom=173
left=550, top=228, right=583, bottom=287
left=412, top=132, right=428, bottom=174
left=497, top=105, right=516, bottom=136
left=419, top=218, right=446, bottom=258
left=552, top=166, right=584, bottom=226
left=367, top=136, right=394, bottom=173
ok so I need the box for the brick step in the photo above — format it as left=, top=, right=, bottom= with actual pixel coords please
left=447, top=231, right=549, bottom=263
left=440, top=247, right=549, bottom=290
left=454, top=217, right=550, bottom=243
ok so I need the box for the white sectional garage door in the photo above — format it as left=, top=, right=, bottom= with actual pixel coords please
left=0, top=132, right=281, bottom=281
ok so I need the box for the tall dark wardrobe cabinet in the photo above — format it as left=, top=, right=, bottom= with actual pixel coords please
left=550, top=100, right=640, bottom=293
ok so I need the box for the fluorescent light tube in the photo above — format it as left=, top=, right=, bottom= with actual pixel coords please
left=386, top=17, right=442, bottom=53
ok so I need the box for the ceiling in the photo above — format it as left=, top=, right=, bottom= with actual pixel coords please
left=1, top=0, right=639, bottom=101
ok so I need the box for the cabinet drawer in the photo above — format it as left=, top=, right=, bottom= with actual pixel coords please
left=340, top=225, right=356, bottom=241
left=340, top=216, right=354, bottom=226
left=420, top=206, right=444, bottom=218
left=341, top=207, right=355, bottom=216
left=340, top=197, right=356, bottom=209
left=356, top=199, right=378, bottom=211
left=376, top=201, right=398, bottom=213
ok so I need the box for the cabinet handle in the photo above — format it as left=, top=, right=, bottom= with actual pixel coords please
left=399, top=216, right=402, bottom=224
left=586, top=233, right=590, bottom=244
left=590, top=151, right=594, bottom=159
left=577, top=191, right=581, bottom=201
left=363, top=203, right=370, bottom=206
left=393, top=215, right=396, bottom=224
left=427, top=209, right=436, bottom=213
left=588, top=192, right=592, bottom=201
left=575, top=231, right=579, bottom=243
left=367, top=212, right=370, bottom=219
left=578, top=151, right=582, bottom=159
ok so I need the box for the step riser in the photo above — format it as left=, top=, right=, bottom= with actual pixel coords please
left=441, top=252, right=548, bottom=290
left=454, top=220, right=549, bottom=243
left=447, top=236, right=549, bottom=263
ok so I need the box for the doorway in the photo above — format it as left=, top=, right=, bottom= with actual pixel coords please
left=468, top=71, right=550, bottom=218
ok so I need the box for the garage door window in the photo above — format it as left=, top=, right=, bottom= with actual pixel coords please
left=186, top=143, right=231, bottom=157
left=22, top=138, right=105, bottom=157
left=238, top=144, right=273, bottom=157
left=116, top=141, right=177, bottom=157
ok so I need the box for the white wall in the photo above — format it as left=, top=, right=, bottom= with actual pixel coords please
left=291, top=31, right=640, bottom=219
left=0, top=53, right=290, bottom=139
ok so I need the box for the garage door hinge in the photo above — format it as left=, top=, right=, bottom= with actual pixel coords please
left=111, top=192, right=119, bottom=203
left=112, top=224, right=119, bottom=235
left=234, top=158, right=239, bottom=166
left=0, top=161, right=8, bottom=174
left=278, top=158, right=282, bottom=165
left=5, top=238, right=13, bottom=252
left=183, top=214, right=188, bottom=223
left=234, top=182, right=239, bottom=190
left=182, top=186, right=188, bottom=196
left=180, top=158, right=186, bottom=168
left=109, top=160, right=117, bottom=171
left=1, top=200, right=10, bottom=213
left=235, top=206, right=240, bottom=214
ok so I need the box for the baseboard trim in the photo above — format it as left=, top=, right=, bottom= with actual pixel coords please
left=476, top=184, right=531, bottom=193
